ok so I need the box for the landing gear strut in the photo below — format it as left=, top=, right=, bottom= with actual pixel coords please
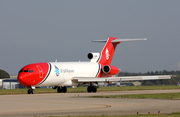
left=87, top=82, right=97, bottom=93
left=57, top=86, right=67, bottom=93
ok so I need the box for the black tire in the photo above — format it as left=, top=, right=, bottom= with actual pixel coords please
left=57, top=87, right=62, bottom=93
left=27, top=89, right=31, bottom=94
left=31, top=89, right=35, bottom=94
left=87, top=86, right=91, bottom=93
left=92, top=87, right=97, bottom=93
left=62, top=86, right=67, bottom=93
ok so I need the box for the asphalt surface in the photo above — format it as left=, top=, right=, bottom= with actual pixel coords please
left=0, top=89, right=180, bottom=117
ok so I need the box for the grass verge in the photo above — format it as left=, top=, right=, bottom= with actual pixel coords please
left=91, top=92, right=180, bottom=100
left=0, top=85, right=180, bottom=95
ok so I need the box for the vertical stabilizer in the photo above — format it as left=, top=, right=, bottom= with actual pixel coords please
left=97, top=37, right=120, bottom=65
left=93, top=37, right=147, bottom=65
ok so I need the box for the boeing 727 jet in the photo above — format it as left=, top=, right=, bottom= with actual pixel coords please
left=18, top=37, right=171, bottom=94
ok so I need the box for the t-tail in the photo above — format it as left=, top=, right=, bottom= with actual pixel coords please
left=92, top=37, right=147, bottom=66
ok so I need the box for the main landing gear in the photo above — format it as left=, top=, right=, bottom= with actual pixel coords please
left=87, top=82, right=97, bottom=93
left=52, top=86, right=67, bottom=93
left=57, top=86, right=67, bottom=93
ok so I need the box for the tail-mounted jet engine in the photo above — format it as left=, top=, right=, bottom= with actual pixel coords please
left=87, top=53, right=100, bottom=63
left=102, top=65, right=119, bottom=75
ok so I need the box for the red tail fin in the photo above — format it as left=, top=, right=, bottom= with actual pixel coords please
left=97, top=37, right=120, bottom=65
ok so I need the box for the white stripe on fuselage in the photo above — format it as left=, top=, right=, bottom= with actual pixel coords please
left=35, top=62, right=100, bottom=87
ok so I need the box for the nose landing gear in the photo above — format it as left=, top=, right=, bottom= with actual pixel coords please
left=27, top=88, right=34, bottom=94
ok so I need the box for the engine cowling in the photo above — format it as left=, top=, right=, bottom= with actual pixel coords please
left=87, top=53, right=100, bottom=63
left=102, top=65, right=120, bottom=75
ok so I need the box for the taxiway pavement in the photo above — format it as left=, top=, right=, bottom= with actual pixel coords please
left=0, top=89, right=180, bottom=117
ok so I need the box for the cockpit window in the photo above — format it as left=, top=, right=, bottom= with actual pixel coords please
left=29, top=70, right=33, bottom=73
left=19, top=68, right=33, bottom=73
left=24, top=70, right=29, bottom=72
left=19, top=69, right=23, bottom=73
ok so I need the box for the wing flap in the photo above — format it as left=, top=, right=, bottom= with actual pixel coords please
left=108, top=75, right=171, bottom=81
left=72, top=75, right=171, bottom=83
left=72, top=77, right=108, bottom=82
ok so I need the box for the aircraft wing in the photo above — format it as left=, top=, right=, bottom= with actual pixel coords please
left=72, top=75, right=171, bottom=83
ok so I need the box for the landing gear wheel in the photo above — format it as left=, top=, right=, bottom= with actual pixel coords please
left=87, top=86, right=97, bottom=93
left=92, top=87, right=97, bottom=93
left=57, top=86, right=67, bottom=93
left=27, top=89, right=34, bottom=94
left=57, top=86, right=62, bottom=93
left=31, top=89, right=35, bottom=94
left=87, top=86, right=91, bottom=93
left=28, top=89, right=31, bottom=94
left=62, top=86, right=67, bottom=93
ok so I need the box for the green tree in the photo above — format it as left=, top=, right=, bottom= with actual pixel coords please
left=0, top=69, right=10, bottom=79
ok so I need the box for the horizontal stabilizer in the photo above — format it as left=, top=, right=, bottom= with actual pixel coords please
left=91, top=40, right=107, bottom=42
left=111, top=38, right=147, bottom=43
left=72, top=75, right=171, bottom=83
left=92, top=38, right=147, bottom=43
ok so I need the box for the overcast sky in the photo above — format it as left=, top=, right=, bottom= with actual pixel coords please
left=1, top=0, right=180, bottom=74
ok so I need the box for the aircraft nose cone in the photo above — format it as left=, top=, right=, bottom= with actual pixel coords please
left=18, top=62, right=50, bottom=87
left=18, top=73, right=31, bottom=87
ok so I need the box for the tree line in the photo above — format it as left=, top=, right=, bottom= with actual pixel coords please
left=117, top=70, right=180, bottom=86
left=0, top=69, right=10, bottom=79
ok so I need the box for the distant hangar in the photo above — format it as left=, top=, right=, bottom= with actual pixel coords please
left=1, top=75, right=25, bottom=89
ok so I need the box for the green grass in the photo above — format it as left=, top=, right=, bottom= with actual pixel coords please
left=96, top=85, right=180, bottom=92
left=91, top=92, right=180, bottom=99
left=0, top=85, right=180, bottom=95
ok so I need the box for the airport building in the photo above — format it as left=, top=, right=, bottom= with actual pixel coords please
left=2, top=78, right=25, bottom=89
left=1, top=75, right=26, bottom=89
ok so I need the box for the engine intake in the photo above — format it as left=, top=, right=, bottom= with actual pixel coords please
left=87, top=53, right=93, bottom=59
left=87, top=53, right=100, bottom=63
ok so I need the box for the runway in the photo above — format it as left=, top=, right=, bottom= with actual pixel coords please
left=0, top=89, right=180, bottom=117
